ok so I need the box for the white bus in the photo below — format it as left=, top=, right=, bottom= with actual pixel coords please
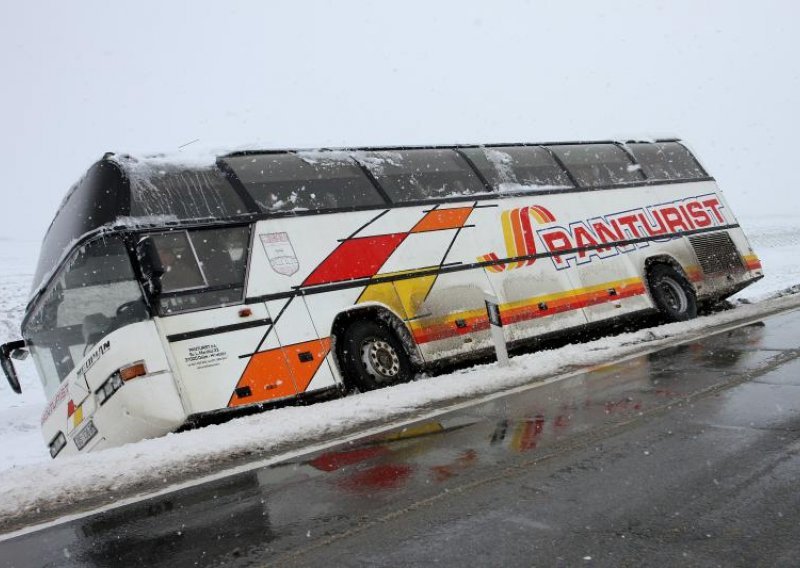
left=2, top=140, right=762, bottom=458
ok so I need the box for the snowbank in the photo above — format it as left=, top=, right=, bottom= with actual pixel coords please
left=1, top=290, right=799, bottom=532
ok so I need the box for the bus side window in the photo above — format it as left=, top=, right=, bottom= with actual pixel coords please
left=627, top=142, right=707, bottom=181
left=357, top=149, right=487, bottom=203
left=547, top=144, right=645, bottom=188
left=129, top=166, right=249, bottom=221
left=222, top=153, right=385, bottom=214
left=460, top=146, right=574, bottom=193
left=190, top=227, right=250, bottom=288
left=150, top=226, right=251, bottom=314
left=151, top=232, right=207, bottom=293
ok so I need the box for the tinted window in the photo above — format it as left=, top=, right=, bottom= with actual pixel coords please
left=128, top=162, right=248, bottom=221
left=33, top=161, right=127, bottom=297
left=460, top=146, right=573, bottom=192
left=152, top=232, right=207, bottom=293
left=224, top=153, right=384, bottom=213
left=357, top=149, right=486, bottom=202
left=548, top=144, right=645, bottom=188
left=23, top=237, right=147, bottom=396
left=627, top=142, right=706, bottom=180
left=151, top=226, right=251, bottom=314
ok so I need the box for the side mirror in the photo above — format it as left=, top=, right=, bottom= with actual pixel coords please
left=1, top=340, right=25, bottom=394
left=136, top=236, right=165, bottom=297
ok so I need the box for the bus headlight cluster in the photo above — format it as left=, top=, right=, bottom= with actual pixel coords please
left=96, top=373, right=124, bottom=406
left=49, top=431, right=67, bottom=459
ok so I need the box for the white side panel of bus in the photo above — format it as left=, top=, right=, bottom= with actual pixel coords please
left=403, top=206, right=497, bottom=360
left=302, top=287, right=363, bottom=385
left=473, top=196, right=588, bottom=343
left=263, top=297, right=340, bottom=394
left=559, top=188, right=653, bottom=324
left=246, top=214, right=343, bottom=396
left=377, top=229, right=456, bottom=275
left=247, top=213, right=378, bottom=299
left=158, top=304, right=272, bottom=413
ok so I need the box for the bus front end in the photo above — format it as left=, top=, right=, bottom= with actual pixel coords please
left=6, top=235, right=188, bottom=459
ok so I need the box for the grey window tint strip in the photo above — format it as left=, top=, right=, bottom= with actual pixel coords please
left=224, top=153, right=384, bottom=213
left=627, top=142, right=706, bottom=181
left=129, top=164, right=247, bottom=220
left=460, top=146, right=574, bottom=192
left=547, top=144, right=645, bottom=188
left=356, top=149, right=486, bottom=202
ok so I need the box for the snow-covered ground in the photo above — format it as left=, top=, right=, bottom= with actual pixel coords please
left=0, top=238, right=47, bottom=470
left=0, top=214, right=798, bottom=526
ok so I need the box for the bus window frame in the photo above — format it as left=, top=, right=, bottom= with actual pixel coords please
left=139, top=223, right=255, bottom=316
left=352, top=148, right=492, bottom=204
left=150, top=230, right=209, bottom=295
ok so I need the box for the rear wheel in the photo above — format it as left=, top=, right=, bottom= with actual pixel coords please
left=339, top=320, right=414, bottom=391
left=647, top=264, right=697, bottom=322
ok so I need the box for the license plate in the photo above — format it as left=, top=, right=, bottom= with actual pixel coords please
left=73, top=420, right=98, bottom=451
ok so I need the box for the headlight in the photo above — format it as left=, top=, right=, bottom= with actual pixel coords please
left=96, top=373, right=124, bottom=406
left=95, top=362, right=147, bottom=406
left=49, top=431, right=67, bottom=459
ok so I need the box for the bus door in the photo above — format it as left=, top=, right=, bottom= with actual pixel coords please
left=240, top=218, right=341, bottom=405
left=148, top=227, right=279, bottom=414
left=475, top=198, right=588, bottom=343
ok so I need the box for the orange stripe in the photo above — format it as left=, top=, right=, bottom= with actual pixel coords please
left=519, top=208, right=537, bottom=266
left=742, top=254, right=762, bottom=271
left=410, top=207, right=474, bottom=233
left=230, top=338, right=331, bottom=407
left=528, top=207, right=546, bottom=225
left=412, top=280, right=647, bottom=344
left=509, top=208, right=527, bottom=270
left=532, top=205, right=556, bottom=223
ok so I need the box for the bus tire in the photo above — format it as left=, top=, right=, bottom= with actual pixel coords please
left=647, top=264, right=698, bottom=322
left=339, top=319, right=414, bottom=391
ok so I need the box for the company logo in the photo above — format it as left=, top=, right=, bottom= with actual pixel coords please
left=478, top=205, right=556, bottom=273
left=261, top=232, right=299, bottom=276
left=479, top=193, right=727, bottom=272
left=77, top=340, right=111, bottom=377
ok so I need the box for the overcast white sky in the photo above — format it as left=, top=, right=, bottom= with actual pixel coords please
left=1, top=1, right=798, bottom=241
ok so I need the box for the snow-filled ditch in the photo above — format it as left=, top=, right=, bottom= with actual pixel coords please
left=1, top=290, right=800, bottom=529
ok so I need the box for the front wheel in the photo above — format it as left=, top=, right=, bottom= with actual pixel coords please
left=339, top=320, right=415, bottom=391
left=647, top=264, right=698, bottom=322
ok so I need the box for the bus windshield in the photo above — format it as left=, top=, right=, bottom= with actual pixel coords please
left=22, top=236, right=148, bottom=397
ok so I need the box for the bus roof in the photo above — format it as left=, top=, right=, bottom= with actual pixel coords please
left=30, top=137, right=702, bottom=304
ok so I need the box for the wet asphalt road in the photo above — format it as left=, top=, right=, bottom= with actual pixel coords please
left=3, top=308, right=800, bottom=567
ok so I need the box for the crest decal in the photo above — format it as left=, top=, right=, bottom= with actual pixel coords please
left=260, top=232, right=299, bottom=276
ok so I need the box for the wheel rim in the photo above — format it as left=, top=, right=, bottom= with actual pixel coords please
left=659, top=277, right=688, bottom=313
left=360, top=338, right=401, bottom=382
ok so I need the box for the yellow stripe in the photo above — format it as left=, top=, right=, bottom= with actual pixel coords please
left=411, top=276, right=643, bottom=330
left=501, top=210, right=520, bottom=270
left=73, top=405, right=84, bottom=428
left=409, top=306, right=487, bottom=332
left=529, top=208, right=546, bottom=224
left=501, top=277, right=642, bottom=311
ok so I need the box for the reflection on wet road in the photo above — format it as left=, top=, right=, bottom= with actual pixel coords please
left=3, top=309, right=800, bottom=567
